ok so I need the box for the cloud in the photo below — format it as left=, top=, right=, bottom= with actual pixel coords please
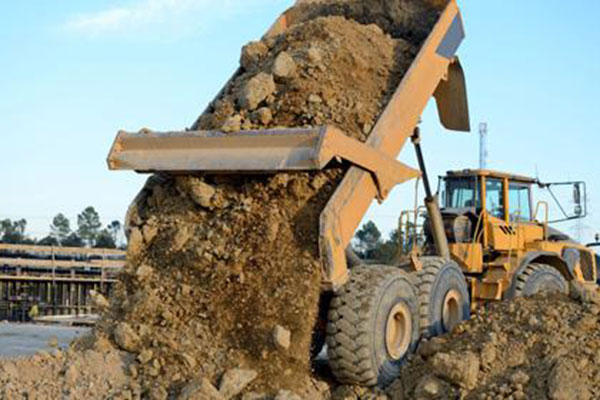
left=63, top=0, right=287, bottom=37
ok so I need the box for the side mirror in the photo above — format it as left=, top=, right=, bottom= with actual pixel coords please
left=541, top=181, right=587, bottom=223
left=573, top=183, right=583, bottom=217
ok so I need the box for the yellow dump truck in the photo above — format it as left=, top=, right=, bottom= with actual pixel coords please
left=106, top=0, right=597, bottom=388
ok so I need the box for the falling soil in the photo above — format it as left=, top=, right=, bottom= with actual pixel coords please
left=0, top=1, right=447, bottom=399
left=97, top=13, right=426, bottom=396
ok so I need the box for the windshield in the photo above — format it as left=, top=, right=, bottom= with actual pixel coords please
left=442, top=177, right=480, bottom=209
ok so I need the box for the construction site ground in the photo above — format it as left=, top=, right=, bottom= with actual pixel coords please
left=2, top=286, right=600, bottom=399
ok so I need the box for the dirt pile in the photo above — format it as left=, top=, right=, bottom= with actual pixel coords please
left=0, top=344, right=132, bottom=399
left=380, top=283, right=600, bottom=400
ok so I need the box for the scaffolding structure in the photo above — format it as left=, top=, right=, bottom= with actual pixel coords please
left=0, top=244, right=125, bottom=321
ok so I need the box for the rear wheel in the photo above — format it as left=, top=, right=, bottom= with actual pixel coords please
left=417, top=257, right=470, bottom=338
left=326, top=265, right=420, bottom=387
left=514, top=263, right=568, bottom=297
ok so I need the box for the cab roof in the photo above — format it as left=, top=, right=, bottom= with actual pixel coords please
left=445, top=169, right=537, bottom=184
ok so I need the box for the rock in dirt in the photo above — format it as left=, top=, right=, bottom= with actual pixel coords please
left=142, top=221, right=159, bottom=243
left=113, top=322, right=141, bottom=352
left=219, top=369, right=258, bottom=399
left=90, top=290, right=110, bottom=309
left=241, top=41, right=269, bottom=71
left=127, top=227, right=144, bottom=257
left=253, top=107, right=273, bottom=126
left=506, top=345, right=526, bottom=368
left=548, top=359, right=591, bottom=400
left=306, top=46, right=323, bottom=64
left=171, top=225, right=193, bottom=252
left=273, top=325, right=292, bottom=351
left=222, top=114, right=243, bottom=133
left=149, top=385, right=169, bottom=400
left=176, top=176, right=216, bottom=208
left=138, top=349, right=153, bottom=364
left=430, top=351, right=479, bottom=390
left=136, top=264, right=154, bottom=281
left=479, top=341, right=496, bottom=369
left=238, top=72, right=276, bottom=111
left=414, top=375, right=446, bottom=400
left=418, top=337, right=446, bottom=358
left=510, top=371, right=530, bottom=386
left=272, top=52, right=297, bottom=80
left=179, top=378, right=224, bottom=400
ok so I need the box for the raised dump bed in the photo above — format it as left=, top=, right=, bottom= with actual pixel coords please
left=109, top=0, right=469, bottom=289
left=106, top=0, right=471, bottom=391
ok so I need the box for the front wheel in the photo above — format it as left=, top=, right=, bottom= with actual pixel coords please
left=326, top=265, right=420, bottom=387
left=514, top=263, right=569, bottom=297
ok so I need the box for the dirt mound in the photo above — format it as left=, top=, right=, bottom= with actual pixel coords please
left=0, top=344, right=132, bottom=399
left=384, top=283, right=600, bottom=400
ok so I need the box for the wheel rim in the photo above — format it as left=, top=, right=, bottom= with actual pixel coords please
left=385, top=302, right=412, bottom=360
left=442, top=289, right=462, bottom=332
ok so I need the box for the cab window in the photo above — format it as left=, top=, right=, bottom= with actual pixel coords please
left=485, top=178, right=504, bottom=219
left=443, top=177, right=479, bottom=209
left=508, top=183, right=531, bottom=221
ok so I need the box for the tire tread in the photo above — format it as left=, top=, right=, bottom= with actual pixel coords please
left=514, top=263, right=568, bottom=297
left=326, top=266, right=417, bottom=386
left=416, top=257, right=469, bottom=338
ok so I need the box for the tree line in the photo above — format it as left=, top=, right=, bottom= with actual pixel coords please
left=2, top=211, right=411, bottom=254
left=0, top=207, right=123, bottom=249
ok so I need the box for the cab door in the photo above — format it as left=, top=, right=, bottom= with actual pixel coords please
left=483, top=177, right=516, bottom=250
left=508, top=181, right=544, bottom=246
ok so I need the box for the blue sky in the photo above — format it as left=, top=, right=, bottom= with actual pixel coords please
left=1, top=0, right=599, bottom=243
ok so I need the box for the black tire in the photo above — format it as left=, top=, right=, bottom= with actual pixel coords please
left=514, top=263, right=569, bottom=297
left=417, top=257, right=470, bottom=338
left=326, top=265, right=420, bottom=387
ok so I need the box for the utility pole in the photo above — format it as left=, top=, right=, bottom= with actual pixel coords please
left=479, top=122, right=488, bottom=170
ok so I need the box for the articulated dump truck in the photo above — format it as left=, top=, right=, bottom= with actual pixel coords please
left=107, top=0, right=480, bottom=387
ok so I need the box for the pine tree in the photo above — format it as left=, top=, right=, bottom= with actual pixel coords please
left=50, top=213, right=71, bottom=245
left=77, top=207, right=102, bottom=247
left=354, top=220, right=382, bottom=259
